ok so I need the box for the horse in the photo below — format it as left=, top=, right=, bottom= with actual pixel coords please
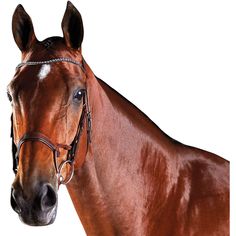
left=8, top=2, right=229, bottom=235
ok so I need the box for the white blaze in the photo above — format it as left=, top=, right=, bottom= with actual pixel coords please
left=38, top=64, right=51, bottom=80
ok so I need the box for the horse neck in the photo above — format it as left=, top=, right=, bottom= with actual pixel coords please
left=66, top=65, right=177, bottom=234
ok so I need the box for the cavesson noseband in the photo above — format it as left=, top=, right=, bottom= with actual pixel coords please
left=11, top=58, right=91, bottom=185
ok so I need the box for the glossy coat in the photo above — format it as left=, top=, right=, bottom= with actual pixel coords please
left=9, top=1, right=229, bottom=235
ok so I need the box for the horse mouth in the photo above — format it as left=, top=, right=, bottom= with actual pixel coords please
left=18, top=206, right=57, bottom=226
left=11, top=183, right=58, bottom=226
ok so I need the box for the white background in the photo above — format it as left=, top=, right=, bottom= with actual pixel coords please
left=0, top=0, right=235, bottom=235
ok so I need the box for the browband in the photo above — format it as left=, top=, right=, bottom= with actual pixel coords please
left=16, top=57, right=86, bottom=73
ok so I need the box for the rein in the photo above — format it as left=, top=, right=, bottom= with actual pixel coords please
left=11, top=58, right=91, bottom=185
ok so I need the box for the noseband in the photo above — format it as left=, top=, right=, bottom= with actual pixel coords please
left=11, top=58, right=91, bottom=185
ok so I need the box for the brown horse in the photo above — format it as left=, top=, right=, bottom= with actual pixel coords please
left=8, top=2, right=229, bottom=235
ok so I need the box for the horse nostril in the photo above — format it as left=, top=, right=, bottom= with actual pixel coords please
left=11, top=188, right=21, bottom=214
left=41, top=184, right=57, bottom=211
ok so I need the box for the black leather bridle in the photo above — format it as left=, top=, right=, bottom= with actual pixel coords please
left=11, top=58, right=91, bottom=185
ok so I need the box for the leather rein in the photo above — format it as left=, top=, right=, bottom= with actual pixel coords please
left=11, top=58, right=91, bottom=185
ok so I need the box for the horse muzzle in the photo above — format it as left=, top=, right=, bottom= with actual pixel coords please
left=11, top=182, right=58, bottom=226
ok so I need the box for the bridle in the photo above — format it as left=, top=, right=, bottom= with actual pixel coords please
left=11, top=57, right=91, bottom=185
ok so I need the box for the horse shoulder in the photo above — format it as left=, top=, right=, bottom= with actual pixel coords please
left=176, top=146, right=229, bottom=235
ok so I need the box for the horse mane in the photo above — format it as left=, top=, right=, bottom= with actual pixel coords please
left=41, top=36, right=64, bottom=50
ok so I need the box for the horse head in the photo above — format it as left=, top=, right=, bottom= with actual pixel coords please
left=8, top=1, right=89, bottom=226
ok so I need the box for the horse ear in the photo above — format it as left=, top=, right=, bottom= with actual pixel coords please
left=12, top=4, right=37, bottom=52
left=61, top=1, right=84, bottom=49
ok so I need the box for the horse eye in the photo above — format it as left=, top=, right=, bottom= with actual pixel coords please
left=73, top=89, right=84, bottom=101
left=7, top=92, right=12, bottom=102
